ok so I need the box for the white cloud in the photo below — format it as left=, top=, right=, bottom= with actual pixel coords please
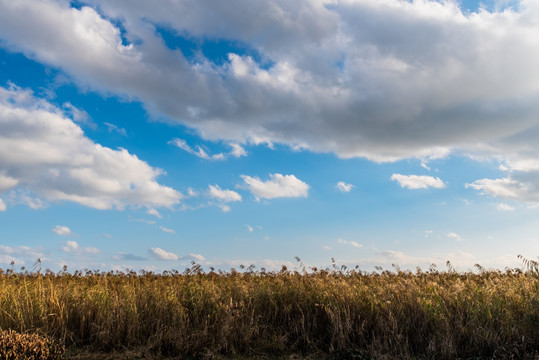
left=323, top=245, right=331, bottom=250
left=0, top=85, right=182, bottom=210
left=146, top=208, right=162, bottom=218
left=246, top=225, right=254, bottom=232
left=229, top=143, right=247, bottom=158
left=466, top=176, right=539, bottom=205
left=187, top=188, right=198, bottom=197
left=0, top=173, right=18, bottom=191
left=62, top=240, right=79, bottom=252
left=241, top=173, right=309, bottom=199
left=4, top=0, right=539, bottom=197
left=129, top=218, right=156, bottom=225
left=337, top=238, right=363, bottom=248
left=170, top=139, right=246, bottom=161
left=497, top=203, right=515, bottom=211
left=179, top=253, right=206, bottom=262
left=160, top=226, right=175, bottom=234
left=208, top=185, right=242, bottom=202
left=149, top=247, right=178, bottom=261
left=169, top=138, right=225, bottom=161
left=358, top=250, right=522, bottom=271
left=0, top=199, right=5, bottom=211
left=0, top=245, right=46, bottom=263
left=3, top=0, right=539, bottom=166
left=84, top=246, right=100, bottom=254
left=391, top=174, right=445, bottom=189
left=447, top=232, right=464, bottom=242
left=336, top=181, right=354, bottom=192
left=218, top=204, right=231, bottom=213
left=104, top=122, right=127, bottom=136
left=52, top=225, right=73, bottom=236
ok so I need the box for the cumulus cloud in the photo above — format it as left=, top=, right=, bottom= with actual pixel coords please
left=336, top=181, right=354, bottom=192
left=466, top=175, right=539, bottom=205
left=61, top=240, right=100, bottom=254
left=241, top=173, right=309, bottom=200
left=0, top=85, right=182, bottom=211
left=391, top=174, right=445, bottom=190
left=52, top=225, right=73, bottom=236
left=208, top=185, right=242, bottom=202
left=0, top=173, right=18, bottom=192
left=3, top=0, right=539, bottom=165
left=62, top=240, right=79, bottom=252
left=149, top=247, right=178, bottom=261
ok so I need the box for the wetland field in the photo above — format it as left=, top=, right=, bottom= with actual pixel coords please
left=0, top=260, right=537, bottom=360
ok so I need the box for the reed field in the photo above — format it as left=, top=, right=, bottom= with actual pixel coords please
left=0, top=258, right=537, bottom=360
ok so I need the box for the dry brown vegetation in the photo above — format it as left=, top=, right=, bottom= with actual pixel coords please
left=0, top=259, right=537, bottom=359
left=0, top=329, right=64, bottom=360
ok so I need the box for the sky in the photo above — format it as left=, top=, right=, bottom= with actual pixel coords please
left=0, top=0, right=538, bottom=273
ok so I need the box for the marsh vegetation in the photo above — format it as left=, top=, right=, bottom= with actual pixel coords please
left=0, top=258, right=537, bottom=359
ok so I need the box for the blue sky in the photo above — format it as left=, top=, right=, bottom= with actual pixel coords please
left=0, top=0, right=537, bottom=272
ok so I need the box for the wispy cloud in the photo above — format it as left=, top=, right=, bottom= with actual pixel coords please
left=112, top=253, right=147, bottom=261
left=146, top=208, right=162, bottom=218
left=447, top=232, right=464, bottom=242
left=160, top=226, right=175, bottom=234
left=179, top=253, right=206, bottom=262
left=496, top=203, right=515, bottom=211
left=337, top=238, right=363, bottom=248
left=336, top=181, right=354, bottom=192
left=52, top=225, right=73, bottom=236
left=169, top=139, right=247, bottom=161
left=104, top=122, right=127, bottom=136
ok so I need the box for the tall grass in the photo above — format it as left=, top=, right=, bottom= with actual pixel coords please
left=0, top=260, right=537, bottom=359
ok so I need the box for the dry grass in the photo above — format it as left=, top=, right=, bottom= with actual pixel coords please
left=0, top=329, right=64, bottom=359
left=0, top=259, right=537, bottom=359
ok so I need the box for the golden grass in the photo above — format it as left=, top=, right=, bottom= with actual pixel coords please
left=0, top=260, right=537, bottom=359
left=0, top=329, right=64, bottom=359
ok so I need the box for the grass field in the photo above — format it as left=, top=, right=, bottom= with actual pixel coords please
left=0, top=258, right=537, bottom=359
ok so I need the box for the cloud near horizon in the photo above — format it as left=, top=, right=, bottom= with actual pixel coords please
left=149, top=247, right=179, bottom=261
